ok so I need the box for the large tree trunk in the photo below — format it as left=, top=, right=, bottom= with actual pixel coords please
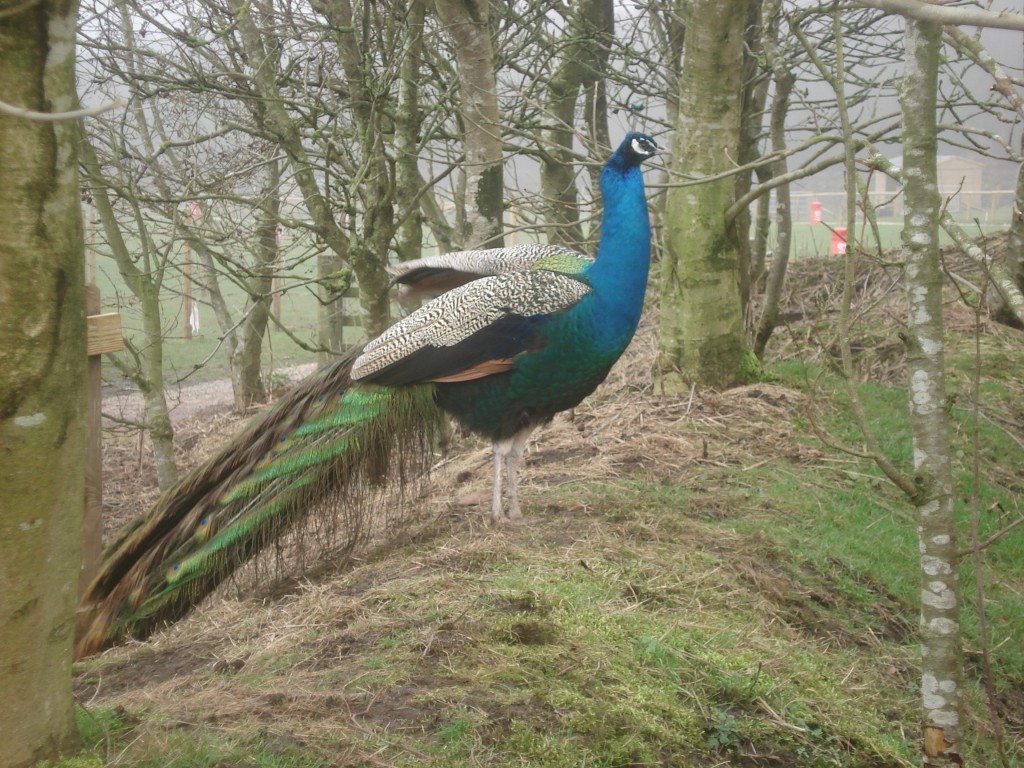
left=901, top=18, right=964, bottom=767
left=0, top=1, right=85, bottom=764
left=433, top=0, right=504, bottom=249
left=657, top=0, right=753, bottom=391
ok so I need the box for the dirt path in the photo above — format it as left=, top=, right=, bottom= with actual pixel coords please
left=101, top=363, right=318, bottom=425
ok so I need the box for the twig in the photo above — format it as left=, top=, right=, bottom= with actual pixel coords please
left=960, top=511, right=1024, bottom=559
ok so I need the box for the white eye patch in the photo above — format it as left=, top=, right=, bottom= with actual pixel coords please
left=631, top=137, right=654, bottom=156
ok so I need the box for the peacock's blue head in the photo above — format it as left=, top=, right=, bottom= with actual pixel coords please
left=612, top=132, right=659, bottom=168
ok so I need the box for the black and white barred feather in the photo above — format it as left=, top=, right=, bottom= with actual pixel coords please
left=389, top=243, right=590, bottom=299
left=353, top=269, right=591, bottom=385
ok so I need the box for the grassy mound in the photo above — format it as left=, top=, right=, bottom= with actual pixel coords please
left=67, top=251, right=1023, bottom=767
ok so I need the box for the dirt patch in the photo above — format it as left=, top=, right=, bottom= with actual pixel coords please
left=75, top=641, right=219, bottom=701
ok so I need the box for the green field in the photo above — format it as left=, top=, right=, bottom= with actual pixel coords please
left=90, top=234, right=356, bottom=386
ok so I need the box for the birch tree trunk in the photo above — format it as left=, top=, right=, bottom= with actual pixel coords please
left=0, top=1, right=85, bottom=763
left=901, top=18, right=964, bottom=766
left=433, top=0, right=504, bottom=249
left=657, top=0, right=752, bottom=391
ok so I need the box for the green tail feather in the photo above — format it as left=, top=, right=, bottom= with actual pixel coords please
left=75, top=357, right=444, bottom=658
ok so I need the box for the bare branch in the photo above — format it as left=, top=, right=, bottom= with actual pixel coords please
left=0, top=98, right=123, bottom=122
left=856, top=0, right=1024, bottom=32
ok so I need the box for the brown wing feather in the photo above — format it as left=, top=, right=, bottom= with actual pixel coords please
left=428, top=358, right=515, bottom=383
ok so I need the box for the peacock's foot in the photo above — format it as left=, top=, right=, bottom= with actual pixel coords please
left=491, top=508, right=529, bottom=526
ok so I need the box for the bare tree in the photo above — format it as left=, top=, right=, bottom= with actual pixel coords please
left=752, top=0, right=796, bottom=357
left=540, top=0, right=614, bottom=250
left=80, top=136, right=180, bottom=489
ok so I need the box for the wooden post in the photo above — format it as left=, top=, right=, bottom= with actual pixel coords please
left=82, top=286, right=124, bottom=597
left=272, top=274, right=281, bottom=321
left=183, top=240, right=193, bottom=341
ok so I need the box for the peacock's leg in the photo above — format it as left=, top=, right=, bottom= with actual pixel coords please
left=502, top=426, right=536, bottom=523
left=490, top=446, right=505, bottom=522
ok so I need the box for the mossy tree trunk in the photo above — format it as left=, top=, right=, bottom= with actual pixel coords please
left=900, top=18, right=964, bottom=767
left=657, top=0, right=753, bottom=392
left=0, top=1, right=85, bottom=764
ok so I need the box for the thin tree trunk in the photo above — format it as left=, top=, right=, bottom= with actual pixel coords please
left=317, top=248, right=351, bottom=367
left=901, top=18, right=964, bottom=766
left=433, top=0, right=504, bottom=249
left=734, top=0, right=765, bottom=311
left=750, top=164, right=772, bottom=290
left=0, top=1, right=85, bottom=763
left=540, top=0, right=613, bottom=251
left=753, top=0, right=794, bottom=358
left=81, top=141, right=179, bottom=489
left=395, top=0, right=427, bottom=264
left=230, top=160, right=281, bottom=409
left=136, top=278, right=178, bottom=489
left=657, top=0, right=753, bottom=391
left=994, top=159, right=1024, bottom=327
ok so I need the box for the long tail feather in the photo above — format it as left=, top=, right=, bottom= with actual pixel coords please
left=75, top=352, right=444, bottom=659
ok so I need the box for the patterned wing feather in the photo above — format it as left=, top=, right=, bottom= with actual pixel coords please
left=353, top=270, right=591, bottom=386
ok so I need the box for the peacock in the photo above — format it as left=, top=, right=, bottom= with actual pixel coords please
left=75, top=132, right=658, bottom=658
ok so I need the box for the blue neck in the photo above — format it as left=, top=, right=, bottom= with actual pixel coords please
left=584, top=162, right=651, bottom=339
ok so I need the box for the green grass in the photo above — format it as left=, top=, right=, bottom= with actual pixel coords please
left=780, top=217, right=1008, bottom=260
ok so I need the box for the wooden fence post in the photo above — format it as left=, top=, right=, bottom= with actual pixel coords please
left=82, top=285, right=123, bottom=597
